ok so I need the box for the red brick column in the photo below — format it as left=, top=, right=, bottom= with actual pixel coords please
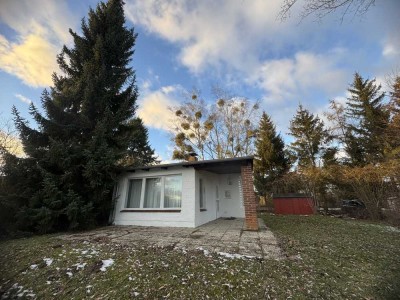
left=241, top=163, right=259, bottom=231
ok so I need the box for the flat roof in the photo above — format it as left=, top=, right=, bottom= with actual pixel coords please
left=124, top=156, right=254, bottom=174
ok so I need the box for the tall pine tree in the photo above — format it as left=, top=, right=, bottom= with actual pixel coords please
left=254, top=112, right=289, bottom=199
left=1, top=0, right=154, bottom=232
left=344, top=73, right=389, bottom=165
left=289, top=105, right=329, bottom=168
left=385, top=75, right=400, bottom=158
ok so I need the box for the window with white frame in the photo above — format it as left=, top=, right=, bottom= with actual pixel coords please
left=199, top=178, right=206, bottom=209
left=126, top=175, right=182, bottom=209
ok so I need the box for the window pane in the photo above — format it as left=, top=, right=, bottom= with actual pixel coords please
left=200, top=178, right=205, bottom=209
left=127, top=179, right=142, bottom=208
left=164, top=175, right=182, bottom=208
left=144, top=178, right=161, bottom=208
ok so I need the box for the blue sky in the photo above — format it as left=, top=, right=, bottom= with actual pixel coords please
left=0, top=0, right=399, bottom=162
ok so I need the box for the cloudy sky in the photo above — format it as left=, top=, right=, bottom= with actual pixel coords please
left=0, top=0, right=399, bottom=161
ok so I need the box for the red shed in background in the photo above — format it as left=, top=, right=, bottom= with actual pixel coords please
left=273, top=194, right=316, bottom=215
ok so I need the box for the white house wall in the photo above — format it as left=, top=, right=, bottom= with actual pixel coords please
left=194, top=171, right=245, bottom=227
left=194, top=171, right=219, bottom=227
left=112, top=166, right=196, bottom=227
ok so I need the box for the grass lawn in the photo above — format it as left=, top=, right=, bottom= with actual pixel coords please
left=1, top=215, right=399, bottom=299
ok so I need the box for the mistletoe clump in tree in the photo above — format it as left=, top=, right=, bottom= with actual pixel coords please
left=0, top=0, right=155, bottom=233
left=171, top=89, right=260, bottom=160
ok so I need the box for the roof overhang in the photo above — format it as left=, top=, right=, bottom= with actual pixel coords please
left=123, top=156, right=254, bottom=174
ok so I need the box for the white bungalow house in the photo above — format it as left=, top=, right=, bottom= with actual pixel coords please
left=111, top=156, right=259, bottom=230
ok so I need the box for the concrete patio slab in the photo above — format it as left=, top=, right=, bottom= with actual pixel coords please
left=60, top=218, right=282, bottom=259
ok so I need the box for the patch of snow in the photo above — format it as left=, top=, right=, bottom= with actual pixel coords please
left=361, top=223, right=400, bottom=233
left=382, top=225, right=400, bottom=233
left=66, top=271, right=73, bottom=277
left=100, top=259, right=114, bottom=272
left=196, top=247, right=210, bottom=257
left=46, top=281, right=51, bottom=285
left=73, top=262, right=87, bottom=270
left=133, top=292, right=140, bottom=297
left=81, top=250, right=88, bottom=255
left=222, top=283, right=234, bottom=289
left=14, top=286, right=35, bottom=298
left=217, top=252, right=256, bottom=260
left=29, top=264, right=38, bottom=270
left=43, top=258, right=53, bottom=266
left=86, top=285, right=93, bottom=294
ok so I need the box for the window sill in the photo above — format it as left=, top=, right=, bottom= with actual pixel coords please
left=120, top=209, right=181, bottom=213
left=200, top=208, right=207, bottom=212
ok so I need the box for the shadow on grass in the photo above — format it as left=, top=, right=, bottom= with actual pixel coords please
left=376, top=259, right=400, bottom=299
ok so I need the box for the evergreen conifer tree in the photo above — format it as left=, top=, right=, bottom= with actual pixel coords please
left=121, top=118, right=158, bottom=166
left=385, top=75, right=400, bottom=158
left=289, top=105, right=329, bottom=168
left=344, top=73, right=389, bottom=165
left=254, top=112, right=289, bottom=199
left=1, top=0, right=154, bottom=232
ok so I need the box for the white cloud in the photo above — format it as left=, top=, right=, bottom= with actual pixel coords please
left=15, top=94, right=32, bottom=105
left=125, top=0, right=286, bottom=73
left=137, top=85, right=180, bottom=131
left=382, top=34, right=400, bottom=58
left=0, top=0, right=75, bottom=87
left=249, top=51, right=348, bottom=104
left=0, top=34, right=59, bottom=87
left=125, top=1, right=349, bottom=107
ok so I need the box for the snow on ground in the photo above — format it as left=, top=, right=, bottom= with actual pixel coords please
left=196, top=247, right=210, bottom=257
left=100, top=259, right=114, bottom=271
left=195, top=247, right=259, bottom=260
left=43, top=258, right=53, bottom=266
left=217, top=252, right=256, bottom=260
left=1, top=283, right=35, bottom=299
left=73, top=262, right=87, bottom=270
left=361, top=223, right=400, bottom=233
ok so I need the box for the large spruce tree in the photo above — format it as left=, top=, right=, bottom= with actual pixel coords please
left=344, top=73, right=389, bottom=165
left=289, top=105, right=329, bottom=168
left=1, top=0, right=154, bottom=232
left=254, top=112, right=289, bottom=199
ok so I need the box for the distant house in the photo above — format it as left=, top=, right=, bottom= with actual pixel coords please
left=111, top=156, right=258, bottom=230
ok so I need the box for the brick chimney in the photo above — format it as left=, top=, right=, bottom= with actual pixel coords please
left=187, top=152, right=198, bottom=162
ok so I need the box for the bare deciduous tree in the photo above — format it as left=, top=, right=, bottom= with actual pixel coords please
left=278, top=0, right=376, bottom=22
left=170, top=88, right=260, bottom=160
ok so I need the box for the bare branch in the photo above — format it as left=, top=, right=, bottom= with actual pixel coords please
left=278, top=0, right=376, bottom=22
